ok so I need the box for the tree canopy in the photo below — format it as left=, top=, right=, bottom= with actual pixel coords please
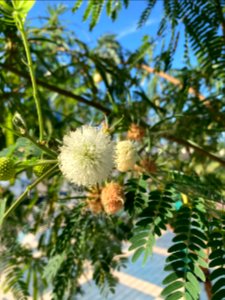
left=0, top=1, right=224, bottom=299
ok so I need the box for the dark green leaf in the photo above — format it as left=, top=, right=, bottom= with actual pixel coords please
left=210, top=268, right=225, bottom=281
left=212, top=289, right=225, bottom=300
left=168, top=243, right=187, bottom=253
left=163, top=272, right=184, bottom=285
left=212, top=278, right=225, bottom=294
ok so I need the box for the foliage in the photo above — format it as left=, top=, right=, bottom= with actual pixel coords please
left=0, top=0, right=224, bottom=299
left=208, top=216, right=225, bottom=300
left=162, top=200, right=208, bottom=300
left=72, top=0, right=130, bottom=29
left=128, top=187, right=174, bottom=263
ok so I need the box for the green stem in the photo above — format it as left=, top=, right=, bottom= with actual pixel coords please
left=58, top=196, right=87, bottom=201
left=15, top=16, right=44, bottom=141
left=0, top=124, right=58, bottom=158
left=2, top=165, right=58, bottom=221
left=0, top=124, right=57, bottom=158
left=25, top=133, right=57, bottom=158
left=15, top=159, right=58, bottom=168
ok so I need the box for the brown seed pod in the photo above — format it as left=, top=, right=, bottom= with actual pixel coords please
left=127, top=123, right=145, bottom=141
left=101, top=182, right=124, bottom=214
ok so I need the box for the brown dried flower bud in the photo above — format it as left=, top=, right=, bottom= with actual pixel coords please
left=101, top=182, right=124, bottom=214
left=134, top=158, right=157, bottom=174
left=86, top=187, right=103, bottom=214
left=127, top=123, right=145, bottom=141
left=140, top=158, right=157, bottom=173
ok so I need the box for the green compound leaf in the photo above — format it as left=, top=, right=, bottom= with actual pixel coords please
left=0, top=1, right=14, bottom=13
left=72, top=0, right=83, bottom=13
left=128, top=186, right=174, bottom=264
left=162, top=201, right=207, bottom=300
left=43, top=252, right=66, bottom=282
left=0, top=0, right=35, bottom=24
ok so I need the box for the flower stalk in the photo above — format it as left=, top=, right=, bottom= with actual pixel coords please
left=15, top=15, right=44, bottom=141
left=2, top=164, right=58, bottom=222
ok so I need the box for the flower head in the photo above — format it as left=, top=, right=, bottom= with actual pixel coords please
left=115, top=140, right=138, bottom=172
left=101, top=182, right=124, bottom=214
left=58, top=125, right=114, bottom=186
left=127, top=123, right=145, bottom=141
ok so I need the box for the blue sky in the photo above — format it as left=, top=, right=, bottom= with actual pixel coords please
left=27, top=0, right=191, bottom=69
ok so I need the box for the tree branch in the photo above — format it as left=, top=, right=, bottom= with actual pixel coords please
left=140, top=64, right=206, bottom=102
left=139, top=64, right=225, bottom=124
left=1, top=64, right=111, bottom=115
left=162, top=133, right=225, bottom=167
left=2, top=65, right=225, bottom=167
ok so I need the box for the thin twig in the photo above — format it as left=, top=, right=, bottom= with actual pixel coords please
left=139, top=64, right=206, bottom=102
left=24, top=133, right=57, bottom=158
left=162, top=134, right=225, bottom=167
left=2, top=164, right=58, bottom=222
left=1, top=64, right=111, bottom=115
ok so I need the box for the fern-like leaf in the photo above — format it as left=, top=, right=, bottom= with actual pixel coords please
left=43, top=252, right=66, bottom=282
left=127, top=35, right=153, bottom=68
left=209, top=216, right=225, bottom=300
left=138, top=0, right=157, bottom=28
left=89, top=0, right=104, bottom=30
left=72, top=0, right=83, bottom=13
left=128, top=188, right=174, bottom=264
left=125, top=175, right=149, bottom=216
left=162, top=199, right=208, bottom=300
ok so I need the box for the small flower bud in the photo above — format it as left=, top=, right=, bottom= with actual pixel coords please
left=101, top=182, right=124, bottom=214
left=0, top=157, right=15, bottom=181
left=33, top=163, right=50, bottom=177
left=127, top=123, right=145, bottom=141
left=140, top=158, right=157, bottom=173
left=86, top=187, right=103, bottom=214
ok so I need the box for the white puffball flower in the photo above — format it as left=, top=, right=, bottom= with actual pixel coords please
left=115, top=140, right=138, bottom=172
left=58, top=125, right=114, bottom=186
